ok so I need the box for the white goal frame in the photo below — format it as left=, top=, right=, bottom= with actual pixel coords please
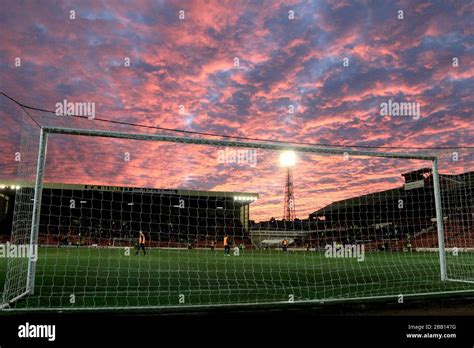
left=3, top=125, right=456, bottom=310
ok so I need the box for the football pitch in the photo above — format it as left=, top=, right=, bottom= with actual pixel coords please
left=1, top=247, right=474, bottom=311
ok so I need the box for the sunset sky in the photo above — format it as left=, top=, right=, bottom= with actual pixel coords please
left=0, top=0, right=472, bottom=220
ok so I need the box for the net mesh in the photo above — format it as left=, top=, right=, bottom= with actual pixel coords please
left=1, top=95, right=473, bottom=310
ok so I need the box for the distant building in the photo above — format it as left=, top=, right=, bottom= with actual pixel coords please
left=0, top=181, right=258, bottom=247
left=252, top=169, right=473, bottom=249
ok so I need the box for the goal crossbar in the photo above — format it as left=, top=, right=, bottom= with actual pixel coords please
left=42, top=126, right=436, bottom=161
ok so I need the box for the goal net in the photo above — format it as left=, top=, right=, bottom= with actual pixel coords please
left=1, top=99, right=474, bottom=311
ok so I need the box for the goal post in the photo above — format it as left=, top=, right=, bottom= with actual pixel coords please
left=25, top=128, right=48, bottom=295
left=2, top=119, right=473, bottom=311
left=432, top=159, right=447, bottom=281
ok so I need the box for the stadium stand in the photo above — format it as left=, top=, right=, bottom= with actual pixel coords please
left=0, top=169, right=472, bottom=251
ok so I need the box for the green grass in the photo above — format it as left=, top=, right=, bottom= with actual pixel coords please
left=1, top=247, right=474, bottom=310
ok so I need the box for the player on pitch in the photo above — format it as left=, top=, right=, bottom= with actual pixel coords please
left=223, top=235, right=230, bottom=256
left=136, top=231, right=147, bottom=256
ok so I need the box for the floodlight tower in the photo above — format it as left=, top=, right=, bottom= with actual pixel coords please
left=280, top=151, right=296, bottom=221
